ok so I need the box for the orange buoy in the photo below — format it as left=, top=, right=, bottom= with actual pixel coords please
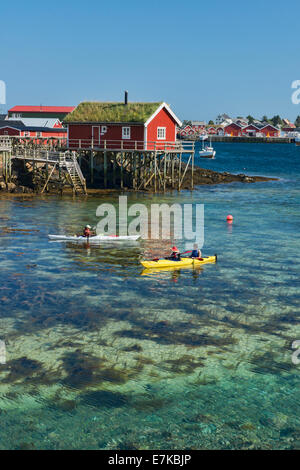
left=227, top=214, right=233, bottom=222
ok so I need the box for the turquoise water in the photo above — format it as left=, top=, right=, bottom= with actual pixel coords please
left=0, top=143, right=299, bottom=450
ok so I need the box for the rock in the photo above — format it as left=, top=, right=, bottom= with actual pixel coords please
left=0, top=181, right=6, bottom=191
left=23, top=186, right=33, bottom=193
left=12, top=186, right=24, bottom=193
left=243, top=177, right=254, bottom=183
left=6, top=182, right=16, bottom=192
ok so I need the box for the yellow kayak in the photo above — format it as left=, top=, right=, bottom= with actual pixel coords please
left=140, top=255, right=217, bottom=269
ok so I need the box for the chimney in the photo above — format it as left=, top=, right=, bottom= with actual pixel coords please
left=124, top=90, right=128, bottom=105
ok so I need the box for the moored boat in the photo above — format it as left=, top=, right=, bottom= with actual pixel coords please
left=199, top=146, right=216, bottom=158
left=199, top=135, right=216, bottom=158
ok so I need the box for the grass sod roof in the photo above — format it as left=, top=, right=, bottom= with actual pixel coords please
left=64, top=102, right=163, bottom=124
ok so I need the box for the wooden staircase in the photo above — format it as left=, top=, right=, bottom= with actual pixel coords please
left=60, top=152, right=87, bottom=195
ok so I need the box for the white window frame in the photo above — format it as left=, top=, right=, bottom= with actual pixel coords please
left=36, top=132, right=42, bottom=138
left=13, top=113, right=21, bottom=118
left=101, top=125, right=107, bottom=134
left=157, top=127, right=166, bottom=140
left=122, top=126, right=130, bottom=139
left=24, top=131, right=30, bottom=137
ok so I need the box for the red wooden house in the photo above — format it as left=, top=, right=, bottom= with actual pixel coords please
left=242, top=124, right=260, bottom=136
left=0, top=120, right=67, bottom=140
left=260, top=124, right=280, bottom=137
left=64, top=98, right=182, bottom=151
left=207, top=127, right=217, bottom=135
left=224, top=122, right=243, bottom=136
left=179, top=125, right=194, bottom=137
left=8, top=105, right=75, bottom=120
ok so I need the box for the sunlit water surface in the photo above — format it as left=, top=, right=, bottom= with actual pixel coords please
left=0, top=142, right=299, bottom=449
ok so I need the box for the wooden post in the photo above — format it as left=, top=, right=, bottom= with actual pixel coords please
left=58, top=160, right=63, bottom=195
left=104, top=151, right=107, bottom=188
left=154, top=152, right=157, bottom=193
left=178, top=153, right=182, bottom=190
left=113, top=153, right=116, bottom=187
left=121, top=152, right=124, bottom=189
left=134, top=153, right=138, bottom=190
left=191, top=146, right=194, bottom=190
left=46, top=151, right=49, bottom=192
left=171, top=154, right=175, bottom=189
left=163, top=152, right=167, bottom=192
left=90, top=151, right=94, bottom=184
left=4, top=152, right=7, bottom=184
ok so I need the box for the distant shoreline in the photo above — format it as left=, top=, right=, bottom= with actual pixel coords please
left=180, top=136, right=295, bottom=144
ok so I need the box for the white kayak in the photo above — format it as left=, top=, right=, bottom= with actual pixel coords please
left=48, top=234, right=140, bottom=242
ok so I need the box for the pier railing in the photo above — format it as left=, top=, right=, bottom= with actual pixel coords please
left=67, top=139, right=194, bottom=152
left=1, top=136, right=194, bottom=153
left=0, top=136, right=12, bottom=151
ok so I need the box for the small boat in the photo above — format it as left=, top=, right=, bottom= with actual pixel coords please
left=140, top=255, right=217, bottom=269
left=48, top=234, right=140, bottom=242
left=199, top=135, right=216, bottom=158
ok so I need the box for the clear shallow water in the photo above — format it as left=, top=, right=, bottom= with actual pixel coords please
left=0, top=143, right=299, bottom=450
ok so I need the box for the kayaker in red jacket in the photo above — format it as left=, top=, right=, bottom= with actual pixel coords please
left=83, top=225, right=92, bottom=238
left=169, top=246, right=181, bottom=261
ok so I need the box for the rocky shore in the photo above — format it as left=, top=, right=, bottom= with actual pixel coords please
left=184, top=166, right=277, bottom=189
left=0, top=160, right=277, bottom=195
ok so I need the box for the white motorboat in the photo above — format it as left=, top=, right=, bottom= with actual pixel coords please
left=199, top=135, right=216, bottom=158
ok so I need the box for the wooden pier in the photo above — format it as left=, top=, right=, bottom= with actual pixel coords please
left=0, top=136, right=195, bottom=194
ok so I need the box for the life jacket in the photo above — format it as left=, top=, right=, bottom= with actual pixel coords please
left=191, top=249, right=199, bottom=258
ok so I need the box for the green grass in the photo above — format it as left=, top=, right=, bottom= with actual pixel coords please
left=64, top=102, right=163, bottom=123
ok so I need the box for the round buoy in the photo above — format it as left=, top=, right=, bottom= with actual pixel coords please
left=227, top=214, right=233, bottom=222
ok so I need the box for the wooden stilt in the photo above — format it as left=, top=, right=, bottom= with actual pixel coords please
left=104, top=151, right=107, bottom=188
left=41, top=164, right=56, bottom=193
left=171, top=155, right=175, bottom=189
left=90, top=151, right=94, bottom=184
left=163, top=153, right=167, bottom=192
left=178, top=153, right=182, bottom=190
left=113, top=153, right=116, bottom=187
left=191, top=148, right=194, bottom=190
left=154, top=152, right=157, bottom=192
left=121, top=152, right=124, bottom=189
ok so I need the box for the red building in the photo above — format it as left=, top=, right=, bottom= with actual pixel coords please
left=0, top=120, right=66, bottom=140
left=178, top=125, right=194, bottom=137
left=224, top=122, right=243, bottom=136
left=242, top=124, right=260, bottom=136
left=207, top=127, right=217, bottom=135
left=8, top=105, right=75, bottom=121
left=64, top=100, right=182, bottom=151
left=260, top=124, right=280, bottom=137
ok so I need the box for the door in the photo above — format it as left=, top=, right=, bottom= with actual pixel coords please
left=92, top=126, right=100, bottom=147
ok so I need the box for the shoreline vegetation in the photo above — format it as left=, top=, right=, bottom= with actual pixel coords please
left=0, top=161, right=277, bottom=196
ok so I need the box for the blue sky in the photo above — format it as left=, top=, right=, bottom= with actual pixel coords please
left=1, top=0, right=300, bottom=121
